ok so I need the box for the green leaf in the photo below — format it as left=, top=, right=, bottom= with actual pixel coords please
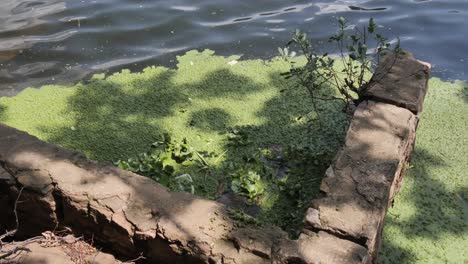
left=278, top=47, right=284, bottom=56
left=368, top=18, right=375, bottom=33
left=338, top=16, right=346, bottom=26
left=287, top=39, right=296, bottom=46
left=245, top=183, right=256, bottom=193
left=231, top=179, right=240, bottom=193
left=164, top=165, right=175, bottom=175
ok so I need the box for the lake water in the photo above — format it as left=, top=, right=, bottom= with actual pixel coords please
left=0, top=0, right=467, bottom=96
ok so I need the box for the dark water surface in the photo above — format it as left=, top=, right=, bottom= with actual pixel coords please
left=0, top=0, right=467, bottom=96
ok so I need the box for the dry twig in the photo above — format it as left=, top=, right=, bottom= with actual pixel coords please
left=0, top=188, right=128, bottom=263
left=0, top=187, right=24, bottom=244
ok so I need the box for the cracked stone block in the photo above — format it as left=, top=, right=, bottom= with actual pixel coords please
left=16, top=170, right=54, bottom=194
left=305, top=208, right=321, bottom=226
left=297, top=232, right=368, bottom=264
left=364, top=51, right=431, bottom=114
left=0, top=50, right=427, bottom=264
left=0, top=123, right=287, bottom=263
left=305, top=100, right=418, bottom=262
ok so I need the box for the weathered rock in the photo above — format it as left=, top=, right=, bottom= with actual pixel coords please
left=305, top=208, right=321, bottom=226
left=0, top=123, right=294, bottom=263
left=364, top=51, right=431, bottom=113
left=0, top=240, right=120, bottom=264
left=216, top=192, right=261, bottom=217
left=0, top=121, right=374, bottom=264
left=305, top=100, right=418, bottom=262
left=273, top=231, right=368, bottom=264
left=86, top=251, right=120, bottom=264
left=0, top=53, right=430, bottom=263
left=0, top=166, right=13, bottom=182
left=297, top=231, right=368, bottom=263
left=0, top=242, right=75, bottom=264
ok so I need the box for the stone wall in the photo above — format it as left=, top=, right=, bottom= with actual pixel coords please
left=0, top=52, right=430, bottom=264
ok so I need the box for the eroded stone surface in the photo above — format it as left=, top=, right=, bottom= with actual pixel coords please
left=0, top=240, right=119, bottom=264
left=297, top=231, right=368, bottom=264
left=0, top=242, right=75, bottom=264
left=0, top=122, right=374, bottom=263
left=0, top=54, right=429, bottom=263
left=305, top=100, right=418, bottom=262
left=216, top=192, right=261, bottom=217
left=364, top=51, right=431, bottom=113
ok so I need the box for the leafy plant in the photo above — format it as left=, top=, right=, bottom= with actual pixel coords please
left=281, top=17, right=401, bottom=109
left=231, top=170, right=266, bottom=201
left=115, top=133, right=196, bottom=193
left=173, top=173, right=195, bottom=194
left=253, top=144, right=331, bottom=238
left=226, top=128, right=251, bottom=146
left=226, top=151, right=273, bottom=202
left=152, top=133, right=193, bottom=164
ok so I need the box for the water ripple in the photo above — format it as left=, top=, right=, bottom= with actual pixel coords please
left=0, top=0, right=467, bottom=96
left=198, top=3, right=314, bottom=27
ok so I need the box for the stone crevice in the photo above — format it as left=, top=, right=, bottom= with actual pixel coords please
left=50, top=189, right=65, bottom=224
left=304, top=225, right=368, bottom=249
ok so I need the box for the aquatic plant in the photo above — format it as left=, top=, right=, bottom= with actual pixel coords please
left=0, top=48, right=466, bottom=258
left=0, top=50, right=352, bottom=238
left=115, top=133, right=196, bottom=193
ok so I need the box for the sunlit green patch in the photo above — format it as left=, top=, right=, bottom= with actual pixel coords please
left=380, top=78, right=468, bottom=263
left=2, top=50, right=465, bottom=259
left=0, top=50, right=349, bottom=236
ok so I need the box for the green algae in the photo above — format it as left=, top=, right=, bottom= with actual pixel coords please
left=0, top=50, right=348, bottom=236
left=1, top=51, right=466, bottom=260
left=0, top=50, right=344, bottom=161
left=379, top=78, right=468, bottom=263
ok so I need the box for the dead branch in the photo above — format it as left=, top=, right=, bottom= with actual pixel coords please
left=0, top=189, right=128, bottom=263
left=0, top=187, right=24, bottom=245
left=0, top=246, right=31, bottom=260
left=122, top=253, right=146, bottom=263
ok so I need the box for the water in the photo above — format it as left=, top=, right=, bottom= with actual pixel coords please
left=0, top=0, right=467, bottom=96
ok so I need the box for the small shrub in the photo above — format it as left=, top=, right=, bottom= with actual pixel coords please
left=280, top=17, right=401, bottom=109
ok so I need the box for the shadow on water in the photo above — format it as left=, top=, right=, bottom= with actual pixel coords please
left=0, top=105, right=5, bottom=118
left=1, top=56, right=466, bottom=261
left=189, top=108, right=232, bottom=132
left=36, top=66, right=295, bottom=161
left=39, top=69, right=185, bottom=160
left=379, top=147, right=468, bottom=263
left=12, top=60, right=348, bottom=236
left=460, top=83, right=468, bottom=103
left=378, top=79, right=468, bottom=262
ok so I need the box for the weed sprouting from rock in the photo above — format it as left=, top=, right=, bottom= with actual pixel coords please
left=280, top=17, right=402, bottom=111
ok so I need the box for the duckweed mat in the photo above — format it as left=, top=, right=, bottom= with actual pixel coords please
left=1, top=51, right=466, bottom=261
left=0, top=50, right=349, bottom=236
left=379, top=78, right=468, bottom=263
